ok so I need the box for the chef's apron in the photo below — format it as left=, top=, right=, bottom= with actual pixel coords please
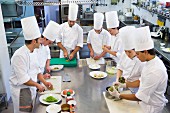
left=110, top=36, right=119, bottom=63
left=59, top=25, right=80, bottom=59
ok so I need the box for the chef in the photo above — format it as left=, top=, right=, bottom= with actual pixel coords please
left=114, top=26, right=145, bottom=93
left=109, top=26, right=168, bottom=113
left=87, top=12, right=111, bottom=60
left=56, top=3, right=83, bottom=60
left=9, top=16, right=53, bottom=113
left=35, top=20, right=60, bottom=79
left=102, top=11, right=124, bottom=63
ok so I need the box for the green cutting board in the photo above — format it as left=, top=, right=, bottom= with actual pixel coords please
left=50, top=58, right=77, bottom=67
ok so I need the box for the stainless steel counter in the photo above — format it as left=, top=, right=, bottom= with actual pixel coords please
left=33, top=60, right=116, bottom=113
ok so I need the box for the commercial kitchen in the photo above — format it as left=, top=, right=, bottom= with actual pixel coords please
left=0, top=0, right=170, bottom=113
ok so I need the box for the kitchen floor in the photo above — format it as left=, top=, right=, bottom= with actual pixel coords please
left=1, top=88, right=170, bottom=113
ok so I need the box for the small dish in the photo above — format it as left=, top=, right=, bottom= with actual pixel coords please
left=89, top=71, right=107, bottom=79
left=88, top=64, right=101, bottom=70
left=46, top=104, right=61, bottom=113
left=50, top=65, right=64, bottom=72
left=162, top=48, right=170, bottom=53
left=61, top=89, right=75, bottom=97
left=61, top=104, right=70, bottom=112
left=67, top=100, right=76, bottom=106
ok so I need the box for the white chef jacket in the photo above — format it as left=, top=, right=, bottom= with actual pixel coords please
left=109, top=33, right=124, bottom=63
left=117, top=52, right=145, bottom=82
left=10, top=45, right=41, bottom=113
left=35, top=44, right=51, bottom=73
left=135, top=56, right=168, bottom=113
left=56, top=22, right=83, bottom=58
left=87, top=29, right=111, bottom=55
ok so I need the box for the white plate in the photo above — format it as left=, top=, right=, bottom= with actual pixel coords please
left=61, top=89, right=75, bottom=97
left=50, top=65, right=64, bottom=72
left=89, top=71, right=107, bottom=79
left=106, top=66, right=117, bottom=74
left=67, top=100, right=76, bottom=106
left=46, top=104, right=61, bottom=113
left=89, top=64, right=101, bottom=70
left=162, top=48, right=170, bottom=53
left=39, top=94, right=62, bottom=105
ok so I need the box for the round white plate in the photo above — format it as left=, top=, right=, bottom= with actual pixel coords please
left=67, top=100, right=76, bottom=106
left=151, top=32, right=160, bottom=37
left=39, top=94, right=62, bottom=105
left=50, top=65, right=64, bottom=72
left=89, top=64, right=101, bottom=70
left=61, top=89, right=75, bottom=97
left=89, top=71, right=107, bottom=79
left=162, top=48, right=170, bottom=53
left=46, top=104, right=61, bottom=113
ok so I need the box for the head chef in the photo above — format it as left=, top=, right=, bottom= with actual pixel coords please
left=36, top=20, right=60, bottom=77
left=68, top=3, right=78, bottom=27
left=109, top=26, right=168, bottom=113
left=56, top=3, right=83, bottom=60
left=10, top=16, right=53, bottom=113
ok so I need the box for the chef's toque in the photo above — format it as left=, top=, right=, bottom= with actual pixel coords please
left=94, top=13, right=104, bottom=30
left=68, top=3, right=78, bottom=21
left=119, top=26, right=136, bottom=50
left=42, top=21, right=60, bottom=42
left=135, top=26, right=154, bottom=51
left=21, top=16, right=41, bottom=40
left=105, top=11, right=119, bottom=29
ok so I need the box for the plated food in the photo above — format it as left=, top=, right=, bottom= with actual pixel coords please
left=89, top=71, right=107, bottom=79
left=106, top=66, right=117, bottom=74
left=89, top=64, right=101, bottom=70
left=39, top=94, right=61, bottom=105
left=119, top=77, right=125, bottom=83
left=61, top=89, right=75, bottom=97
left=162, top=48, right=170, bottom=53
left=50, top=65, right=64, bottom=71
left=46, top=104, right=61, bottom=113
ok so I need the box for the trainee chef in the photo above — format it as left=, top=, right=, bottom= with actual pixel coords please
left=10, top=16, right=53, bottom=113
left=109, top=26, right=168, bottom=113
left=35, top=20, right=60, bottom=79
left=87, top=12, right=111, bottom=60
left=56, top=3, right=83, bottom=60
left=102, top=11, right=124, bottom=63
left=114, top=26, right=145, bottom=93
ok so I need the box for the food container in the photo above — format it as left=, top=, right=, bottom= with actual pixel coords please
left=61, top=104, right=70, bottom=112
left=105, top=86, right=115, bottom=99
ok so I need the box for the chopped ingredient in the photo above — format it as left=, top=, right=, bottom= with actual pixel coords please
left=54, top=67, right=59, bottom=70
left=43, top=96, right=58, bottom=102
left=119, top=77, right=125, bottom=83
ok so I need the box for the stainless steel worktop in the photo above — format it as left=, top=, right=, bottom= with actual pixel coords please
left=33, top=60, right=116, bottom=113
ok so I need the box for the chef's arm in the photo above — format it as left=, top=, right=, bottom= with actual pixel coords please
left=87, top=43, right=94, bottom=53
left=24, top=79, right=40, bottom=87
left=126, top=80, right=140, bottom=88
left=45, top=59, right=50, bottom=72
left=116, top=69, right=123, bottom=82
left=57, top=42, right=67, bottom=52
left=37, top=73, right=53, bottom=89
left=106, top=49, right=117, bottom=56
left=98, top=51, right=107, bottom=58
left=72, top=46, right=81, bottom=55
left=119, top=94, right=141, bottom=101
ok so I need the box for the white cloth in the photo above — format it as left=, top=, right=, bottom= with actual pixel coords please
left=21, top=16, right=41, bottom=40
left=109, top=33, right=124, bottom=63
left=135, top=56, right=168, bottom=113
left=105, top=11, right=119, bottom=29
left=42, top=20, right=60, bottom=41
left=35, top=45, right=51, bottom=73
left=87, top=29, right=111, bottom=55
left=117, top=52, right=145, bottom=82
left=10, top=45, right=40, bottom=113
left=135, top=26, right=154, bottom=51
left=56, top=22, right=83, bottom=58
left=94, top=13, right=104, bottom=30
left=68, top=3, right=78, bottom=21
left=119, top=26, right=136, bottom=50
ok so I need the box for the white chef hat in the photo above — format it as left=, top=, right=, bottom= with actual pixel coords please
left=42, top=21, right=60, bottom=42
left=94, top=13, right=104, bottom=30
left=68, top=3, right=78, bottom=21
left=21, top=16, right=41, bottom=40
left=105, top=11, right=119, bottom=29
left=135, top=26, right=154, bottom=51
left=119, top=26, right=136, bottom=50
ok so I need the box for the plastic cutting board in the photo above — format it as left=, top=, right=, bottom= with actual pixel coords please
left=50, top=58, right=77, bottom=67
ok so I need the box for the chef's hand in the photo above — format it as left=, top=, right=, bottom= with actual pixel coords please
left=102, top=46, right=110, bottom=52
left=46, top=66, right=51, bottom=73
left=108, top=86, right=120, bottom=99
left=43, top=73, right=51, bottom=79
left=69, top=53, right=75, bottom=60
left=90, top=51, right=94, bottom=58
left=63, top=50, right=68, bottom=58
left=45, top=82, right=53, bottom=90
left=113, top=82, right=126, bottom=88
left=93, top=55, right=101, bottom=60
left=36, top=84, right=45, bottom=92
